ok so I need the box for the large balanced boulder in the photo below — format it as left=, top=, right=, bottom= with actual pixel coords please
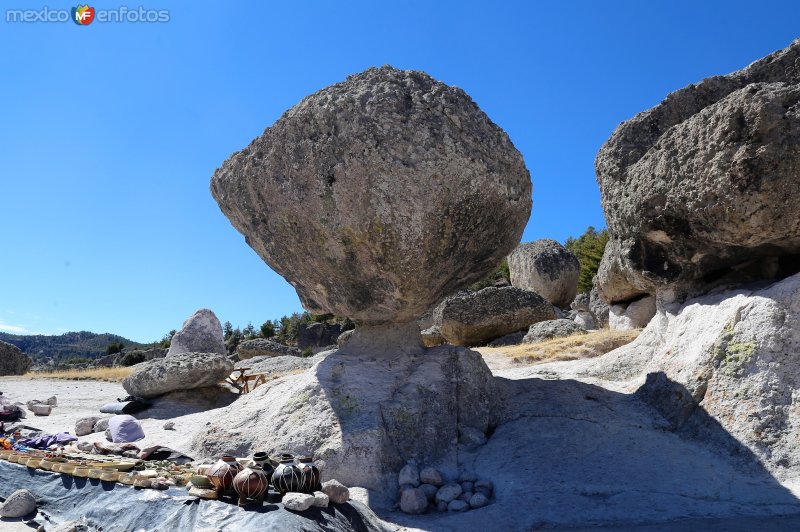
left=237, top=338, right=301, bottom=359
left=596, top=38, right=800, bottom=304
left=122, top=352, right=233, bottom=398
left=167, top=309, right=225, bottom=357
left=0, top=340, right=31, bottom=376
left=210, top=66, right=531, bottom=335
left=435, top=287, right=556, bottom=346
left=508, top=240, right=580, bottom=308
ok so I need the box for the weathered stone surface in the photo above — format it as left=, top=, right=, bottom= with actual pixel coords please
left=234, top=353, right=325, bottom=376
left=189, top=346, right=495, bottom=495
left=523, top=319, right=585, bottom=344
left=321, top=480, right=350, bottom=504
left=336, top=329, right=354, bottom=349
left=573, top=311, right=598, bottom=330
left=608, top=296, right=656, bottom=331
left=211, top=66, right=531, bottom=328
left=237, top=338, right=301, bottom=360
left=75, top=416, right=100, bottom=436
left=420, top=326, right=446, bottom=347
left=398, top=463, right=420, bottom=487
left=435, top=483, right=462, bottom=504
left=508, top=239, right=581, bottom=308
left=283, top=492, right=314, bottom=511
left=596, top=39, right=800, bottom=302
left=448, top=499, right=470, bottom=512
left=122, top=352, right=233, bottom=399
left=436, top=287, right=556, bottom=346
left=400, top=487, right=429, bottom=514
left=419, top=483, right=439, bottom=501
left=0, top=340, right=31, bottom=376
left=469, top=492, right=490, bottom=509
left=299, top=322, right=342, bottom=353
left=589, top=280, right=610, bottom=327
left=419, top=467, right=443, bottom=487
left=28, top=403, right=51, bottom=416
left=0, top=488, right=36, bottom=517
left=93, top=417, right=110, bottom=433
left=312, top=491, right=329, bottom=507
left=167, top=309, right=225, bottom=357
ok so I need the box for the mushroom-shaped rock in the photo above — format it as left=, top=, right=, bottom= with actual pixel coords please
left=167, top=309, right=225, bottom=357
left=211, top=66, right=531, bottom=342
left=596, top=38, right=800, bottom=302
left=508, top=239, right=580, bottom=308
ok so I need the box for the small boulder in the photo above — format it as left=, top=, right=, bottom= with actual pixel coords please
left=0, top=341, right=32, bottom=376
left=46, top=395, right=57, bottom=406
left=508, top=239, right=580, bottom=308
left=419, top=483, right=439, bottom=501
left=460, top=481, right=474, bottom=493
left=573, top=311, right=598, bottom=330
left=166, top=309, right=225, bottom=357
left=421, top=326, right=447, bottom=348
left=486, top=331, right=526, bottom=347
left=93, top=417, right=110, bottom=433
left=121, top=352, right=233, bottom=399
left=282, top=492, right=314, bottom=511
left=29, top=404, right=51, bottom=416
left=312, top=491, right=330, bottom=507
left=75, top=416, right=100, bottom=437
left=609, top=295, right=656, bottom=331
left=523, top=319, right=586, bottom=344
left=435, top=483, right=462, bottom=504
left=474, top=479, right=494, bottom=497
left=398, top=463, right=420, bottom=487
left=448, top=499, right=470, bottom=512
left=400, top=487, right=429, bottom=514
left=0, top=489, right=36, bottom=518
left=321, top=479, right=350, bottom=504
left=469, top=492, right=489, bottom=509
left=459, top=491, right=473, bottom=502
left=163, top=421, right=175, bottom=430
left=419, top=467, right=443, bottom=487
left=436, top=287, right=556, bottom=346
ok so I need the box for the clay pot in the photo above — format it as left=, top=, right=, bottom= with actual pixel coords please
left=207, top=455, right=243, bottom=495
left=232, top=465, right=271, bottom=506
left=271, top=454, right=303, bottom=496
left=297, top=456, right=321, bottom=493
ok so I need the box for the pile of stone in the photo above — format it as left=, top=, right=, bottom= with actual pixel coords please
left=281, top=479, right=350, bottom=511
left=397, top=463, right=492, bottom=514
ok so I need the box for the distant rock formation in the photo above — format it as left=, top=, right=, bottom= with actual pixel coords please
left=237, top=338, right=301, bottom=360
left=167, top=309, right=225, bottom=357
left=596, top=38, right=800, bottom=305
left=0, top=340, right=31, bottom=376
left=508, top=239, right=580, bottom=308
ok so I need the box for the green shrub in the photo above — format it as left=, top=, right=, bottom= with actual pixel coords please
left=565, top=227, right=609, bottom=294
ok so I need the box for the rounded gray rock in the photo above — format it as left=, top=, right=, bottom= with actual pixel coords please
left=398, top=463, right=420, bottom=487
left=0, top=340, right=31, bottom=376
left=596, top=39, right=800, bottom=301
left=522, top=319, right=586, bottom=344
left=121, top=352, right=233, bottom=398
left=508, top=239, right=580, bottom=308
left=282, top=492, right=314, bottom=511
left=0, top=489, right=36, bottom=518
left=469, top=492, right=490, bottom=509
left=434, top=483, right=463, bottom=504
left=167, top=309, right=225, bottom=357
left=419, top=483, right=439, bottom=501
left=436, top=287, right=556, bottom=346
left=211, top=66, right=532, bottom=329
left=399, top=487, right=429, bottom=514
left=321, top=479, right=350, bottom=504
left=419, top=466, right=443, bottom=487
left=237, top=338, right=301, bottom=359
left=75, top=416, right=100, bottom=437
left=448, top=499, right=470, bottom=512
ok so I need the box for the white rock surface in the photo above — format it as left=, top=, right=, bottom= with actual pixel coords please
left=608, top=295, right=656, bottom=330
left=166, top=308, right=225, bottom=357
left=321, top=479, right=350, bottom=504
left=312, top=491, right=329, bottom=508
left=282, top=492, right=314, bottom=511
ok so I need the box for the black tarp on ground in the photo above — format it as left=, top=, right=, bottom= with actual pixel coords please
left=0, top=461, right=390, bottom=531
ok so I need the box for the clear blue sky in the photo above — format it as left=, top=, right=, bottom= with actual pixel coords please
left=1, top=1, right=797, bottom=342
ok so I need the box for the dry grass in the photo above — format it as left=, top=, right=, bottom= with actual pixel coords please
left=22, top=366, right=134, bottom=382
left=481, top=328, right=641, bottom=365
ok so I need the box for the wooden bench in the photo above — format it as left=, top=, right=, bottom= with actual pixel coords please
left=227, top=368, right=269, bottom=394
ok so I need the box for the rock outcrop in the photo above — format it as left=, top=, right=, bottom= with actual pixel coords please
left=237, top=338, right=301, bottom=359
left=122, top=352, right=233, bottom=398
left=608, top=295, right=656, bottom=331
left=167, top=309, right=225, bottom=357
left=298, top=322, right=342, bottom=353
left=508, top=240, right=580, bottom=308
left=523, top=319, right=585, bottom=344
left=596, top=39, right=800, bottom=304
left=0, top=340, right=31, bottom=376
left=211, top=66, right=531, bottom=331
left=190, top=346, right=496, bottom=495
left=435, top=287, right=556, bottom=346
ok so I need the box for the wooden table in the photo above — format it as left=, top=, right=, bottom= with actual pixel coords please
left=227, top=368, right=268, bottom=394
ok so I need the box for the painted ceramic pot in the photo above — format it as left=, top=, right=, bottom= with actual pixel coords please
left=271, top=454, right=303, bottom=496
left=207, top=455, right=243, bottom=495
left=297, top=456, right=321, bottom=493
left=232, top=465, right=271, bottom=506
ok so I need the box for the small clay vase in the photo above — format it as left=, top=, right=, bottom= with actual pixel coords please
left=207, top=455, right=243, bottom=495
left=297, top=456, right=321, bottom=493
left=271, top=454, right=303, bottom=495
left=232, top=465, right=271, bottom=506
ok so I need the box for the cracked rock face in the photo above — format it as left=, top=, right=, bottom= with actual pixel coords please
left=211, top=66, right=531, bottom=328
left=596, top=38, right=800, bottom=302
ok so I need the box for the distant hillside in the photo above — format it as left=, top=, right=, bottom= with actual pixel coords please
left=0, top=331, right=146, bottom=362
